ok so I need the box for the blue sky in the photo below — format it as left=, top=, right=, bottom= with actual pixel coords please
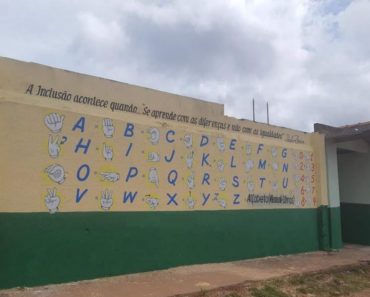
left=321, top=0, right=352, bottom=15
left=1, top=0, right=369, bottom=131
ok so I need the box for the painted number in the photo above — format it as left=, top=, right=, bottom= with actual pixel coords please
left=311, top=175, right=315, bottom=183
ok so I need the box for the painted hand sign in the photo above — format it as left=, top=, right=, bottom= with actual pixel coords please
left=44, top=113, right=64, bottom=133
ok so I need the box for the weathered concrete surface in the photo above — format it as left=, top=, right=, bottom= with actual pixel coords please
left=1, top=244, right=370, bottom=297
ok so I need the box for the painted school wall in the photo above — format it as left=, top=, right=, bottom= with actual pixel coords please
left=0, top=57, right=330, bottom=289
left=338, top=151, right=370, bottom=245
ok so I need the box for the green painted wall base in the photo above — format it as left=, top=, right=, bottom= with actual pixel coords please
left=329, top=207, right=343, bottom=250
left=0, top=209, right=321, bottom=289
left=317, top=206, right=330, bottom=250
left=341, top=203, right=370, bottom=245
left=317, top=206, right=343, bottom=251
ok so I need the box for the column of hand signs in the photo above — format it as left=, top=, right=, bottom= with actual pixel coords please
left=44, top=113, right=65, bottom=213
left=99, top=118, right=116, bottom=211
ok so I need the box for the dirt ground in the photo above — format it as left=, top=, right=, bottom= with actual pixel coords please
left=1, top=244, right=370, bottom=297
left=182, top=262, right=370, bottom=297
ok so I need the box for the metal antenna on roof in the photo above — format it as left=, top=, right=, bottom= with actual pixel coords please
left=266, top=101, right=270, bottom=125
left=252, top=98, right=256, bottom=122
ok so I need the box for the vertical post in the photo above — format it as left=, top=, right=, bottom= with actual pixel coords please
left=252, top=98, right=255, bottom=122
left=266, top=101, right=269, bottom=125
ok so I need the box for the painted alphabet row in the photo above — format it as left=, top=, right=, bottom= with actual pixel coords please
left=42, top=112, right=319, bottom=213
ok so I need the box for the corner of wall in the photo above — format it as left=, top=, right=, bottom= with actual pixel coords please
left=310, top=133, right=343, bottom=251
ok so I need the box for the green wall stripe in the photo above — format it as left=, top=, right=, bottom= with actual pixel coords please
left=317, top=206, right=330, bottom=250
left=341, top=203, right=370, bottom=246
left=0, top=209, right=320, bottom=289
left=328, top=207, right=343, bottom=250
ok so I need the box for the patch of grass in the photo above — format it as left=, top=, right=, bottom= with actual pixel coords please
left=235, top=264, right=370, bottom=297
left=251, top=285, right=290, bottom=297
left=287, top=264, right=370, bottom=297
left=191, top=288, right=208, bottom=297
left=288, top=274, right=306, bottom=286
left=178, top=263, right=370, bottom=297
left=225, top=293, right=242, bottom=297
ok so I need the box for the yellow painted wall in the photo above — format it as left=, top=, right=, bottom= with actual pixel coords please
left=0, top=57, right=328, bottom=213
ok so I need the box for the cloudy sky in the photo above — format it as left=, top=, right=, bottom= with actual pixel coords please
left=1, top=0, right=369, bottom=131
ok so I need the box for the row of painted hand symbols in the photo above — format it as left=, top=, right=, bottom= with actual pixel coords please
left=143, top=192, right=225, bottom=210
left=44, top=112, right=115, bottom=137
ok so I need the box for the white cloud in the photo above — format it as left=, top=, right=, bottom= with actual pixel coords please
left=76, top=12, right=125, bottom=46
left=0, top=0, right=369, bottom=131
